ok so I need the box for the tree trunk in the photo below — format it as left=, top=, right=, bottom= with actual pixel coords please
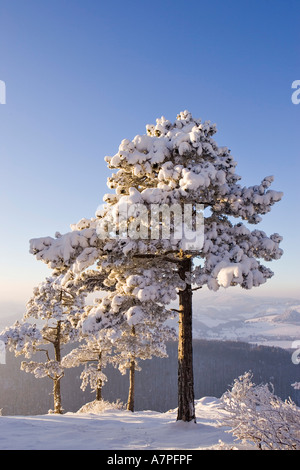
left=127, top=358, right=135, bottom=412
left=53, top=321, right=63, bottom=414
left=96, top=385, right=102, bottom=401
left=177, top=257, right=196, bottom=422
left=53, top=377, right=62, bottom=414
left=96, top=352, right=102, bottom=401
left=127, top=326, right=136, bottom=412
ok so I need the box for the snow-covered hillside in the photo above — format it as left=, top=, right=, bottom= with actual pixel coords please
left=192, top=293, right=300, bottom=349
left=0, top=398, right=253, bottom=451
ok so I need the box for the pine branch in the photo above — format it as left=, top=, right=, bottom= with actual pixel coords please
left=133, top=253, right=181, bottom=264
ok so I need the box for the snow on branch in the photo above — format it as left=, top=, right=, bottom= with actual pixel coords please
left=29, top=219, right=100, bottom=273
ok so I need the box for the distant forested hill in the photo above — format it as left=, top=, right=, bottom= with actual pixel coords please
left=0, top=340, right=299, bottom=415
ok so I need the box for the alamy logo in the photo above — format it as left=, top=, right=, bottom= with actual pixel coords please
left=291, top=80, right=300, bottom=105
left=291, top=340, right=300, bottom=365
left=96, top=203, right=204, bottom=251
left=0, top=80, right=6, bottom=104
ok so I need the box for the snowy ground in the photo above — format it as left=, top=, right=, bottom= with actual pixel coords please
left=0, top=398, right=253, bottom=451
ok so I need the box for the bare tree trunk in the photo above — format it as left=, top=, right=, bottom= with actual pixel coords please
left=96, top=384, right=102, bottom=401
left=96, top=352, right=102, bottom=401
left=177, top=257, right=196, bottom=422
left=53, top=321, right=63, bottom=414
left=53, top=377, right=62, bottom=414
left=127, top=359, right=135, bottom=412
left=127, top=326, right=136, bottom=412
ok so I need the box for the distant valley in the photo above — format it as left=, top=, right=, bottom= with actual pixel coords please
left=192, top=292, right=300, bottom=349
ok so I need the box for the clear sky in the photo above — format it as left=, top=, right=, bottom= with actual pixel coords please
left=0, top=0, right=299, bottom=315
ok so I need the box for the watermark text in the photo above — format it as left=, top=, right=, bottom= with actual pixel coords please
left=96, top=203, right=204, bottom=251
left=0, top=340, right=5, bottom=364
left=291, top=80, right=300, bottom=105
left=291, top=340, right=300, bottom=365
left=0, top=80, right=6, bottom=104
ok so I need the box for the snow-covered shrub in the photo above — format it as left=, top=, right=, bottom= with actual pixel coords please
left=221, top=372, right=300, bottom=450
left=76, top=399, right=125, bottom=414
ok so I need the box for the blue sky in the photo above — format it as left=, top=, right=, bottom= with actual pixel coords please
left=0, top=0, right=299, bottom=312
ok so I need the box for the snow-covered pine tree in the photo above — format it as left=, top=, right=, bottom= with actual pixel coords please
left=0, top=275, right=86, bottom=413
left=62, top=335, right=111, bottom=401
left=29, top=110, right=283, bottom=422
left=115, top=320, right=177, bottom=413
left=61, top=299, right=116, bottom=402
left=98, top=110, right=283, bottom=421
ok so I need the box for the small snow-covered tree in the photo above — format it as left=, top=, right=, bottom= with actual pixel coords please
left=221, top=372, right=300, bottom=450
left=29, top=110, right=283, bottom=422
left=62, top=305, right=113, bottom=401
left=81, top=277, right=177, bottom=412
left=1, top=275, right=86, bottom=413
left=62, top=343, right=109, bottom=401
left=116, top=320, right=176, bottom=413
left=112, top=308, right=176, bottom=413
